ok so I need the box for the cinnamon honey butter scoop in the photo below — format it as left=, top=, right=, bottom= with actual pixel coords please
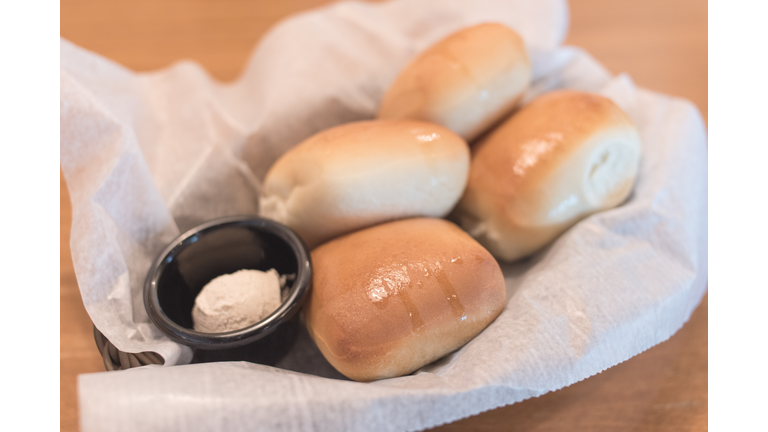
left=305, top=218, right=506, bottom=382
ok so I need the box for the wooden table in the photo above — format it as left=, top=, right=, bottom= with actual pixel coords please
left=60, top=1, right=708, bottom=430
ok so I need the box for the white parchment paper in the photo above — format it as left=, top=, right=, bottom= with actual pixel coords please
left=61, top=0, right=708, bottom=431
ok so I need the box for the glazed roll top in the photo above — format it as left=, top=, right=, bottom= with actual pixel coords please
left=377, top=23, right=531, bottom=142
left=306, top=218, right=506, bottom=382
left=260, top=120, right=469, bottom=248
left=452, top=90, right=642, bottom=262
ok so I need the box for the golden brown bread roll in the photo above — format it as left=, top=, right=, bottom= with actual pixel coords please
left=260, top=120, right=470, bottom=248
left=377, top=23, right=531, bottom=142
left=306, top=218, right=506, bottom=382
left=452, top=90, right=642, bottom=262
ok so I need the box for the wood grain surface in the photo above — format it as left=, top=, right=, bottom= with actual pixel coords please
left=60, top=1, right=708, bottom=431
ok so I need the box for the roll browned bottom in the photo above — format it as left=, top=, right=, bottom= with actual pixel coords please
left=306, top=218, right=506, bottom=382
left=452, top=90, right=642, bottom=261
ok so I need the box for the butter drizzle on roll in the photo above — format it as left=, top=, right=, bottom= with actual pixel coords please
left=377, top=23, right=531, bottom=142
left=260, top=120, right=470, bottom=248
left=306, top=218, right=506, bottom=382
left=452, top=90, right=642, bottom=262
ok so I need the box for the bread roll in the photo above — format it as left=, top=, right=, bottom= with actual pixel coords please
left=306, top=218, right=506, bottom=382
left=377, top=23, right=531, bottom=142
left=260, top=120, right=470, bottom=248
left=452, top=90, right=642, bottom=261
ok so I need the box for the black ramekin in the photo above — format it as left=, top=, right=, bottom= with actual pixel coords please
left=144, top=216, right=312, bottom=351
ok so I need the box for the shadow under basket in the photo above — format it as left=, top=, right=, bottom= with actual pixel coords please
left=93, top=326, right=164, bottom=371
left=92, top=314, right=302, bottom=371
